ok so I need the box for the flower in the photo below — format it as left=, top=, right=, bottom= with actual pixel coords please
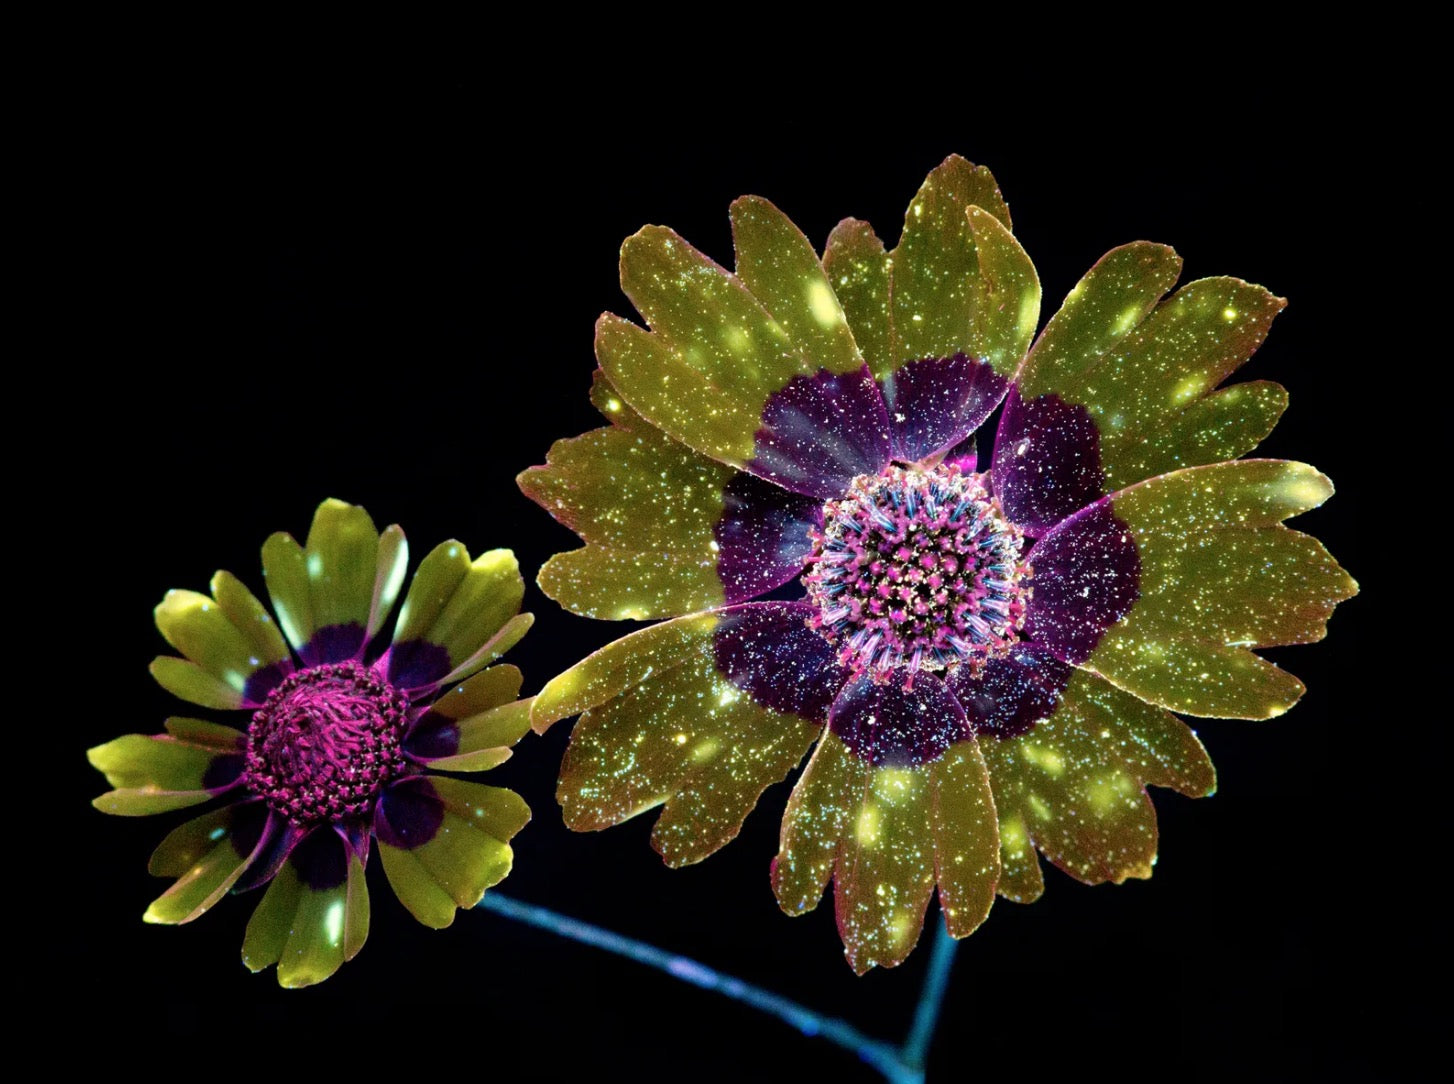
left=88, top=498, right=535, bottom=987
left=520, top=156, right=1357, bottom=973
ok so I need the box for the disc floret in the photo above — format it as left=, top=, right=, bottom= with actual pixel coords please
left=245, top=660, right=411, bottom=825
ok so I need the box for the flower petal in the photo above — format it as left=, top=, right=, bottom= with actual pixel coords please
left=746, top=365, right=892, bottom=499
left=881, top=354, right=1014, bottom=465
left=261, top=499, right=408, bottom=664
left=827, top=672, right=972, bottom=768
left=927, top=740, right=1001, bottom=939
left=946, top=644, right=1075, bottom=741
left=519, top=385, right=819, bottom=619
left=375, top=777, right=528, bottom=928
left=241, top=827, right=368, bottom=988
left=1057, top=461, right=1357, bottom=719
left=994, top=243, right=1290, bottom=532
left=230, top=814, right=309, bottom=894
left=892, top=156, right=1013, bottom=372
left=599, top=207, right=888, bottom=497
left=979, top=669, right=1215, bottom=894
left=773, top=730, right=998, bottom=974
left=405, top=664, right=533, bottom=771
left=964, top=205, right=1041, bottom=375
left=1021, top=500, right=1141, bottom=665
left=813, top=735, right=940, bottom=973
left=826, top=157, right=1022, bottom=461
left=152, top=574, right=294, bottom=709
left=387, top=542, right=527, bottom=692
left=89, top=721, right=245, bottom=815
left=538, top=605, right=842, bottom=867
left=730, top=195, right=862, bottom=378
left=822, top=218, right=892, bottom=377
left=717, top=472, right=823, bottom=605
left=143, top=800, right=270, bottom=924
left=148, top=657, right=248, bottom=710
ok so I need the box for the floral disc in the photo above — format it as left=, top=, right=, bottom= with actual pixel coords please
left=803, top=464, right=1031, bottom=687
left=245, top=661, right=411, bottom=825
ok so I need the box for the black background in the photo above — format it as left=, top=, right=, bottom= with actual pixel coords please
left=52, top=78, right=1410, bottom=1079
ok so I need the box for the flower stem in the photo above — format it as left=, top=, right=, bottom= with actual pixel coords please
left=477, top=893, right=959, bottom=1083
left=900, top=919, right=959, bottom=1071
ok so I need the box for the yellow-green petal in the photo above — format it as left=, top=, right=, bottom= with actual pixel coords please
left=377, top=778, right=529, bottom=928
left=389, top=541, right=527, bottom=689
left=774, top=732, right=1000, bottom=973
left=89, top=723, right=244, bottom=815
left=1086, top=461, right=1358, bottom=718
left=982, top=669, right=1214, bottom=890
left=261, top=499, right=408, bottom=663
left=144, top=803, right=268, bottom=924
left=548, top=610, right=821, bottom=867
left=729, top=195, right=862, bottom=376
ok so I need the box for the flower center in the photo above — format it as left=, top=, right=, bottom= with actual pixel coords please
left=245, top=661, right=411, bottom=825
left=803, top=464, right=1031, bottom=687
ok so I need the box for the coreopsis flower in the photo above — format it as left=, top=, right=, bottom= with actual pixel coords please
left=88, top=499, right=534, bottom=986
left=521, top=156, right=1356, bottom=972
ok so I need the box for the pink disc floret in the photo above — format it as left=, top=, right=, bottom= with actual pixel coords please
left=803, top=464, right=1031, bottom=688
left=244, top=660, right=411, bottom=825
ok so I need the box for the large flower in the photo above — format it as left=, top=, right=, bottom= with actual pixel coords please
left=521, top=156, right=1357, bottom=973
left=89, top=498, right=534, bottom=987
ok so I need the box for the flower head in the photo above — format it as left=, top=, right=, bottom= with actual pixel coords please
left=521, top=157, right=1357, bottom=972
left=89, top=498, right=534, bottom=987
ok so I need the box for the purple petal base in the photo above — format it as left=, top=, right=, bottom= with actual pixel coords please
left=385, top=640, right=454, bottom=693
left=946, top=644, right=1072, bottom=739
left=375, top=777, right=445, bottom=850
left=202, top=753, right=246, bottom=791
left=716, top=472, right=821, bottom=604
left=747, top=366, right=891, bottom=499
left=299, top=623, right=368, bottom=667
left=828, top=672, right=971, bottom=767
left=992, top=388, right=1105, bottom=535
left=291, top=825, right=348, bottom=890
left=231, top=814, right=308, bottom=894
left=404, top=713, right=459, bottom=760
left=1023, top=500, right=1140, bottom=664
left=712, top=602, right=849, bottom=723
left=242, top=661, right=293, bottom=706
left=223, top=800, right=270, bottom=862
left=883, top=354, right=1008, bottom=464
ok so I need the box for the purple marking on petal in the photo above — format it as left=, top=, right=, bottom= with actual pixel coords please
left=241, top=660, right=293, bottom=706
left=946, top=643, right=1072, bottom=740
left=991, top=387, right=1105, bottom=535
left=375, top=777, right=445, bottom=850
left=385, top=640, right=453, bottom=693
left=403, top=713, right=460, bottom=760
left=882, top=354, right=1008, bottom=464
left=747, top=366, right=891, bottom=499
left=299, top=622, right=368, bottom=667
left=828, top=672, right=971, bottom=767
left=202, top=753, right=245, bottom=791
left=227, top=800, right=269, bottom=860
left=291, top=826, right=348, bottom=891
left=1023, top=500, right=1140, bottom=665
left=231, top=814, right=308, bottom=893
left=712, top=602, right=851, bottom=723
left=715, top=472, right=820, bottom=605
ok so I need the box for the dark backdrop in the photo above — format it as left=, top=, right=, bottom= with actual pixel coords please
left=53, top=79, right=1405, bottom=1079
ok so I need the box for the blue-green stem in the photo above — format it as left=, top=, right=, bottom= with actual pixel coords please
left=477, top=893, right=959, bottom=1084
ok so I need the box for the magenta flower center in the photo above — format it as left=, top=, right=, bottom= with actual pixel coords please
left=245, top=661, right=411, bottom=825
left=803, top=464, right=1031, bottom=687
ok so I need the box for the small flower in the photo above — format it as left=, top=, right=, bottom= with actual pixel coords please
left=521, top=157, right=1357, bottom=972
left=89, top=499, right=534, bottom=987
